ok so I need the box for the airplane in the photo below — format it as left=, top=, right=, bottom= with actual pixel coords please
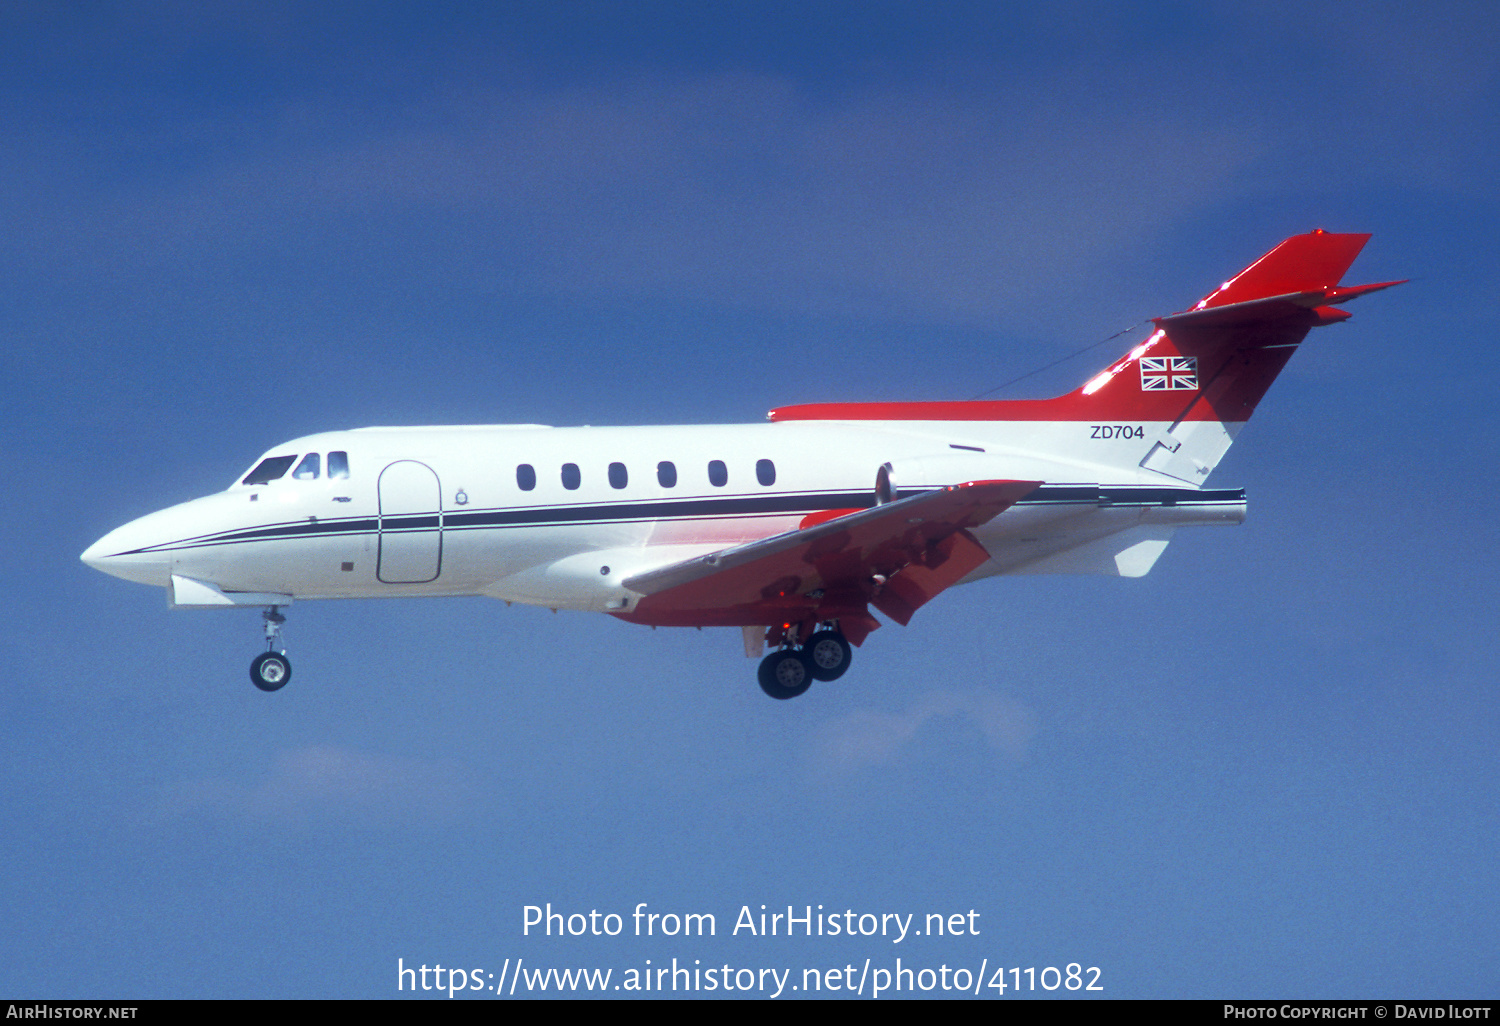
left=80, top=230, right=1400, bottom=699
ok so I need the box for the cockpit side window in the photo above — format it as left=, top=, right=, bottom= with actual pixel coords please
left=292, top=453, right=321, bottom=480
left=328, top=451, right=349, bottom=479
left=242, top=455, right=297, bottom=485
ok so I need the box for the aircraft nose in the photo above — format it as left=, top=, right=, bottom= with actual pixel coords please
left=80, top=517, right=173, bottom=587
left=79, top=535, right=109, bottom=571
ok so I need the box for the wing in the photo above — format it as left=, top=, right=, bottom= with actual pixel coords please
left=615, top=479, right=1040, bottom=643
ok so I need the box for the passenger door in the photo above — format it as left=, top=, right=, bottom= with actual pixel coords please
left=377, top=461, right=443, bottom=583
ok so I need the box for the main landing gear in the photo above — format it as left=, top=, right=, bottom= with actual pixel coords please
left=756, top=623, right=852, bottom=699
left=250, top=606, right=292, bottom=692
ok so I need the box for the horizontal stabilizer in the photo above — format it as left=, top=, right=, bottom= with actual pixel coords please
left=1158, top=279, right=1406, bottom=330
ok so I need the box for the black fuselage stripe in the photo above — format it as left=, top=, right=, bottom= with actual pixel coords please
left=118, top=485, right=1247, bottom=555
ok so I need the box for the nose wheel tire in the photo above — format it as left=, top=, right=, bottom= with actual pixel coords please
left=805, top=630, right=852, bottom=682
left=758, top=649, right=813, bottom=700
left=251, top=651, right=292, bottom=692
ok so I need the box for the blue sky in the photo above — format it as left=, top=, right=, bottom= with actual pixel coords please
left=5, top=0, right=1498, bottom=999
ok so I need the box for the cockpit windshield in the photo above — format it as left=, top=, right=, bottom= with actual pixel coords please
left=242, top=455, right=297, bottom=485
left=240, top=450, right=350, bottom=487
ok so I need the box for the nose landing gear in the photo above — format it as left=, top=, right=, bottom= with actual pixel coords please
left=250, top=606, right=292, bottom=692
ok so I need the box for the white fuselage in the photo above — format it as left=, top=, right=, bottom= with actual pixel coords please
left=81, top=418, right=1246, bottom=617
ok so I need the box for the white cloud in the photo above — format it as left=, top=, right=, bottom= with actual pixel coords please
left=7, top=69, right=1262, bottom=332
left=278, top=74, right=1263, bottom=323
left=815, top=689, right=1038, bottom=774
left=157, top=744, right=475, bottom=828
left=15, top=8, right=1495, bottom=342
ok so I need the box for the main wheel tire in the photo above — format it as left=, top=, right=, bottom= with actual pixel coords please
left=805, top=630, right=852, bottom=682
left=251, top=651, right=292, bottom=692
left=758, top=649, right=813, bottom=700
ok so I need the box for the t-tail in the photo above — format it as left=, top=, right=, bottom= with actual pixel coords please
left=770, top=230, right=1402, bottom=484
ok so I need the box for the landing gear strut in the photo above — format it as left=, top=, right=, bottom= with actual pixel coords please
left=250, top=606, right=292, bottom=692
left=756, top=622, right=852, bottom=699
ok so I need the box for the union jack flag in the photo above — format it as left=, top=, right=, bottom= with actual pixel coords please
left=1140, top=356, right=1198, bottom=391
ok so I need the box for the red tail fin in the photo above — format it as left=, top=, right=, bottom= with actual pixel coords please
left=1202, top=229, right=1374, bottom=308
left=769, top=231, right=1401, bottom=439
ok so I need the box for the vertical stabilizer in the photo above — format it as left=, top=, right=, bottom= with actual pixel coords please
left=769, top=230, right=1402, bottom=484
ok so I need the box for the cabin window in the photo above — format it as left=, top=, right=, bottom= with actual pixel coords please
left=561, top=463, right=581, bottom=490
left=242, top=455, right=296, bottom=486
left=328, top=451, right=350, bottom=479
left=608, top=462, right=628, bottom=489
left=516, top=464, right=536, bottom=491
left=708, top=460, right=728, bottom=487
left=292, top=453, right=321, bottom=480
left=657, top=461, right=677, bottom=488
left=756, top=459, right=776, bottom=486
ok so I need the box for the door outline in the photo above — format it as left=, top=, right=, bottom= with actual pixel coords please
left=377, top=460, right=443, bottom=584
